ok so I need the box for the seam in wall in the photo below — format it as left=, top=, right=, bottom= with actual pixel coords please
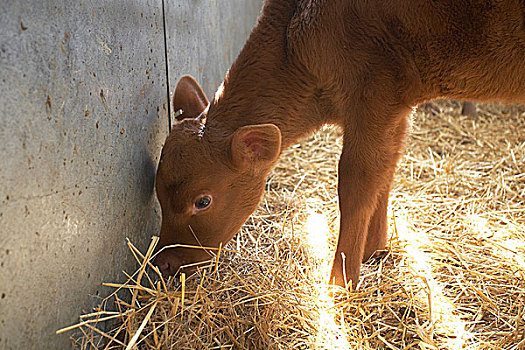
left=161, top=0, right=172, bottom=132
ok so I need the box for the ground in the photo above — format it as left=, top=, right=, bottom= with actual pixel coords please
left=68, top=100, right=525, bottom=349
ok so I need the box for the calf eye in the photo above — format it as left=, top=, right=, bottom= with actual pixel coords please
left=195, top=195, right=212, bottom=210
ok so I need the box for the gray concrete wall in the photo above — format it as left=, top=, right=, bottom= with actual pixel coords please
left=0, top=0, right=261, bottom=348
left=166, top=0, right=262, bottom=97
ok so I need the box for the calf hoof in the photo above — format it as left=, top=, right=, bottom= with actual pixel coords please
left=362, top=249, right=389, bottom=263
left=329, top=263, right=358, bottom=290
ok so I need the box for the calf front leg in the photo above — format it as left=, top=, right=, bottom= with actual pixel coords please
left=330, top=113, right=408, bottom=289
left=362, top=184, right=390, bottom=262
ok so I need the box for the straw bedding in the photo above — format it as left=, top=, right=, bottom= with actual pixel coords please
left=61, top=100, right=525, bottom=349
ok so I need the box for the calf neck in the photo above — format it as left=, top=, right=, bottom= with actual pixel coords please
left=154, top=0, right=525, bottom=288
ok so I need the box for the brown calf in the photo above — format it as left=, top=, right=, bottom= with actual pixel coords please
left=154, top=0, right=525, bottom=288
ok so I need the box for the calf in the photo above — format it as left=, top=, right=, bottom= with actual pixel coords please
left=154, top=0, right=525, bottom=288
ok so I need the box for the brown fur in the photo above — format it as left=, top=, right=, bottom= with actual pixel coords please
left=154, top=0, right=525, bottom=288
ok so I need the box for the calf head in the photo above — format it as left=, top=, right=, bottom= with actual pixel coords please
left=154, top=76, right=282, bottom=277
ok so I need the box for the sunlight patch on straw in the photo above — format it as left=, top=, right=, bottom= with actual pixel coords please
left=467, top=214, right=489, bottom=236
left=468, top=213, right=525, bottom=274
left=305, top=211, right=332, bottom=280
left=396, top=209, right=472, bottom=349
left=304, top=210, right=350, bottom=349
left=499, top=239, right=525, bottom=271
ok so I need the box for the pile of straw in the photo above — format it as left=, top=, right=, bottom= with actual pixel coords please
left=60, top=100, right=525, bottom=349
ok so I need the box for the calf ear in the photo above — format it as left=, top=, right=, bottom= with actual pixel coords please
left=172, top=75, right=209, bottom=120
left=231, top=124, right=282, bottom=170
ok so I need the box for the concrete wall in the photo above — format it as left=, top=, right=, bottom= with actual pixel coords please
left=0, top=0, right=261, bottom=348
left=166, top=0, right=261, bottom=97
